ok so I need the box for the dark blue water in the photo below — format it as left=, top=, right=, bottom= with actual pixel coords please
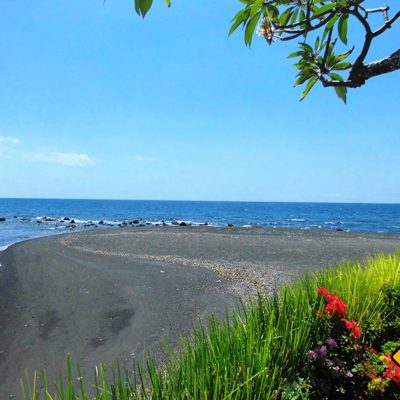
left=0, top=198, right=399, bottom=250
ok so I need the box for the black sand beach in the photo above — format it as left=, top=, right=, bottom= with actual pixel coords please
left=1, top=226, right=400, bottom=397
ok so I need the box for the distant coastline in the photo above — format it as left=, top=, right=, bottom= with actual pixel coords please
left=1, top=198, right=400, bottom=250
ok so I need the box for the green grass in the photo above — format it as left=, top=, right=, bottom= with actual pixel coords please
left=22, top=252, right=400, bottom=400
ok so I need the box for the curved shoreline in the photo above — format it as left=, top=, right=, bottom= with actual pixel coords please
left=2, top=222, right=400, bottom=256
left=0, top=226, right=400, bottom=397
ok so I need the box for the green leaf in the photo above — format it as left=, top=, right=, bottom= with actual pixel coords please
left=313, top=3, right=337, bottom=18
left=314, top=36, right=320, bottom=52
left=244, top=12, right=261, bottom=46
left=287, top=50, right=304, bottom=59
left=135, top=0, right=154, bottom=17
left=166, top=0, right=171, bottom=7
left=267, top=5, right=279, bottom=21
left=338, top=14, right=348, bottom=45
left=279, top=7, right=294, bottom=26
left=229, top=10, right=248, bottom=36
left=322, top=14, right=338, bottom=41
left=299, top=43, right=313, bottom=53
left=332, top=62, right=352, bottom=70
left=329, top=72, right=344, bottom=81
left=290, top=8, right=299, bottom=25
left=300, top=76, right=318, bottom=101
left=250, top=0, right=264, bottom=18
left=294, top=73, right=313, bottom=87
left=334, top=86, right=347, bottom=104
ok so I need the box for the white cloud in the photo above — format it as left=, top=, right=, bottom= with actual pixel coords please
left=34, top=151, right=96, bottom=167
left=134, top=155, right=155, bottom=162
left=0, top=135, right=20, bottom=144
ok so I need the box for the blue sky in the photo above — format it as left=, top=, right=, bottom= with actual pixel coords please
left=0, top=0, right=399, bottom=203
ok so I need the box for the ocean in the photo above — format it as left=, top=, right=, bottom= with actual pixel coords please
left=0, top=198, right=399, bottom=250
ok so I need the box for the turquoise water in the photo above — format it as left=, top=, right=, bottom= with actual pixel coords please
left=0, top=198, right=399, bottom=249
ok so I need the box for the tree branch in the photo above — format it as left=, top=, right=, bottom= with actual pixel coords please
left=322, top=49, right=400, bottom=88
left=350, top=48, right=400, bottom=86
left=350, top=8, right=373, bottom=69
left=373, top=10, right=400, bottom=36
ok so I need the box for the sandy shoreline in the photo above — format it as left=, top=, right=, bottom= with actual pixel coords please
left=1, top=226, right=400, bottom=397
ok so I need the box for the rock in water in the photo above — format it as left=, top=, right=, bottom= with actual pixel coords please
left=0, top=217, right=6, bottom=222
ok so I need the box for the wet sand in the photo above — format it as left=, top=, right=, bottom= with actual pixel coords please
left=0, top=226, right=399, bottom=397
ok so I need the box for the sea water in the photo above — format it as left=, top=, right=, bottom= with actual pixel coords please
left=0, top=198, right=399, bottom=250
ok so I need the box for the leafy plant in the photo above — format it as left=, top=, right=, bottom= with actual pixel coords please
left=134, top=0, right=400, bottom=102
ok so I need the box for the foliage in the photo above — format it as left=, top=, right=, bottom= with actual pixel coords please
left=21, top=252, right=400, bottom=399
left=134, top=0, right=400, bottom=103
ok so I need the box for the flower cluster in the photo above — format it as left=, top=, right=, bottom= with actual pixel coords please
left=306, top=288, right=400, bottom=398
left=343, top=319, right=362, bottom=341
left=317, top=287, right=348, bottom=318
left=317, top=287, right=361, bottom=341
left=256, top=19, right=274, bottom=44
left=382, top=353, right=400, bottom=385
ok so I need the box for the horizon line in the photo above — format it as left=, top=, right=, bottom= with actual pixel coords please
left=0, top=197, right=399, bottom=206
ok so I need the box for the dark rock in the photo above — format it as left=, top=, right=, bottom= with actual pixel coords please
left=69, top=224, right=76, bottom=229
left=179, top=222, right=188, bottom=227
left=122, top=221, right=128, bottom=226
left=70, top=219, right=75, bottom=224
left=99, top=220, right=105, bottom=225
left=45, top=217, right=56, bottom=222
left=227, top=223, right=234, bottom=227
left=0, top=217, right=6, bottom=222
left=132, top=220, right=139, bottom=224
left=37, top=220, right=42, bottom=224
left=336, top=228, right=344, bottom=232
left=171, top=220, right=179, bottom=226
left=63, top=217, right=70, bottom=221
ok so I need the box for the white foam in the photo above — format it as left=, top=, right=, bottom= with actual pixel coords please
left=72, top=219, right=88, bottom=224
left=290, top=218, right=305, bottom=222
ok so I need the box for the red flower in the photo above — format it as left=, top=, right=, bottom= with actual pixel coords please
left=317, top=287, right=332, bottom=298
left=317, top=288, right=348, bottom=318
left=324, top=297, right=348, bottom=318
left=351, top=325, right=361, bottom=340
left=342, top=319, right=362, bottom=340
left=343, top=319, right=356, bottom=330
left=383, top=356, right=400, bottom=385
